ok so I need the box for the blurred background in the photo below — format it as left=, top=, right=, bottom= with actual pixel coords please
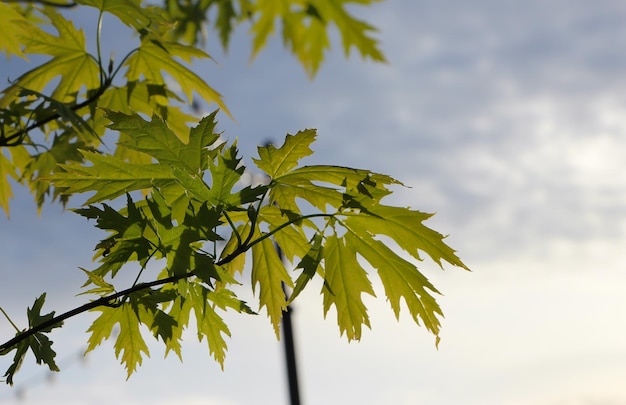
left=2, top=1, right=626, bottom=404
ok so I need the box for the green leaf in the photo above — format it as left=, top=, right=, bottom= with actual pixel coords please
left=2, top=339, right=28, bottom=386
left=86, top=303, right=150, bottom=378
left=344, top=205, right=469, bottom=270
left=315, top=0, right=386, bottom=63
left=205, top=142, right=247, bottom=206
left=78, top=267, right=115, bottom=296
left=127, top=288, right=181, bottom=359
left=76, top=0, right=152, bottom=30
left=253, top=129, right=316, bottom=178
left=0, top=3, right=29, bottom=59
left=124, top=36, right=229, bottom=115
left=322, top=234, right=375, bottom=341
left=219, top=221, right=250, bottom=278
left=248, top=0, right=385, bottom=76
left=18, top=88, right=98, bottom=139
left=109, top=110, right=220, bottom=173
left=2, top=294, right=63, bottom=385
left=251, top=237, right=293, bottom=337
left=0, top=8, right=99, bottom=107
left=53, top=150, right=173, bottom=204
left=99, top=82, right=198, bottom=148
left=270, top=164, right=399, bottom=212
left=162, top=293, right=192, bottom=359
left=0, top=151, right=16, bottom=218
left=289, top=233, right=324, bottom=303
left=189, top=283, right=230, bottom=367
left=344, top=230, right=443, bottom=338
left=258, top=205, right=312, bottom=262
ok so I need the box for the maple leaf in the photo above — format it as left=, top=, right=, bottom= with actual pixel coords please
left=86, top=303, right=150, bottom=378
left=0, top=3, right=29, bottom=60
left=76, top=0, right=152, bottom=30
left=322, top=234, right=375, bottom=341
left=270, top=164, right=400, bottom=212
left=0, top=152, right=17, bottom=218
left=189, top=284, right=231, bottom=367
left=315, top=0, right=386, bottom=63
left=98, top=83, right=198, bottom=150
left=249, top=0, right=385, bottom=76
left=253, top=129, right=316, bottom=178
left=2, top=294, right=63, bottom=385
left=257, top=205, right=312, bottom=262
left=0, top=8, right=99, bottom=107
left=344, top=231, right=444, bottom=337
left=344, top=204, right=469, bottom=270
left=124, top=35, right=229, bottom=115
left=289, top=233, right=324, bottom=303
left=251, top=237, right=293, bottom=337
left=53, top=151, right=174, bottom=204
left=109, top=110, right=221, bottom=173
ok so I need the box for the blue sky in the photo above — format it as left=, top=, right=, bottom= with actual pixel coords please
left=3, top=1, right=626, bottom=404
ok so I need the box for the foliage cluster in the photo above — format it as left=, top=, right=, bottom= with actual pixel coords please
left=0, top=0, right=468, bottom=385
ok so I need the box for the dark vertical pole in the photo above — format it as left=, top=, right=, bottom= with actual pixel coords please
left=277, top=248, right=301, bottom=405
left=282, top=289, right=301, bottom=405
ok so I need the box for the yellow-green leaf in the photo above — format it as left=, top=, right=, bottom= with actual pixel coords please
left=0, top=8, right=99, bottom=107
left=86, top=304, right=149, bottom=378
left=0, top=152, right=16, bottom=218
left=0, top=3, right=29, bottom=59
left=76, top=0, right=151, bottom=30
left=322, top=234, right=375, bottom=340
left=53, top=150, right=174, bottom=204
left=315, top=0, right=386, bottom=62
left=345, top=230, right=443, bottom=338
left=345, top=205, right=469, bottom=270
left=251, top=236, right=292, bottom=337
left=253, top=129, right=316, bottom=178
left=124, top=39, right=229, bottom=115
left=189, top=284, right=230, bottom=367
left=258, top=204, right=311, bottom=262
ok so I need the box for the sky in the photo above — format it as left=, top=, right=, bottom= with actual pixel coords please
left=2, top=0, right=626, bottom=404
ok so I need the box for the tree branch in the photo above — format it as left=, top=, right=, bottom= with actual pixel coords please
left=0, top=212, right=334, bottom=353
left=0, top=272, right=190, bottom=353
left=3, top=0, right=77, bottom=8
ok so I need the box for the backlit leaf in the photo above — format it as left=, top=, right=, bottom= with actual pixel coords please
left=251, top=237, right=293, bottom=337
left=0, top=152, right=16, bottom=217
left=344, top=230, right=443, bottom=337
left=254, top=129, right=316, bottom=178
left=0, top=8, right=99, bottom=107
left=0, top=3, right=29, bottom=59
left=322, top=234, right=375, bottom=340
left=344, top=204, right=469, bottom=270
left=124, top=37, right=229, bottom=115
left=53, top=151, right=174, bottom=204
left=86, top=303, right=150, bottom=378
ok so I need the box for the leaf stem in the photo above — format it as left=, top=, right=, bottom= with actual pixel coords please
left=0, top=307, right=20, bottom=333
left=223, top=211, right=242, bottom=247
left=96, top=9, right=105, bottom=86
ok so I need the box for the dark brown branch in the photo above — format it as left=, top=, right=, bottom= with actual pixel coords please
left=0, top=272, right=189, bottom=353
left=0, top=212, right=334, bottom=353
left=3, top=0, right=77, bottom=8
left=0, top=236, right=248, bottom=352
